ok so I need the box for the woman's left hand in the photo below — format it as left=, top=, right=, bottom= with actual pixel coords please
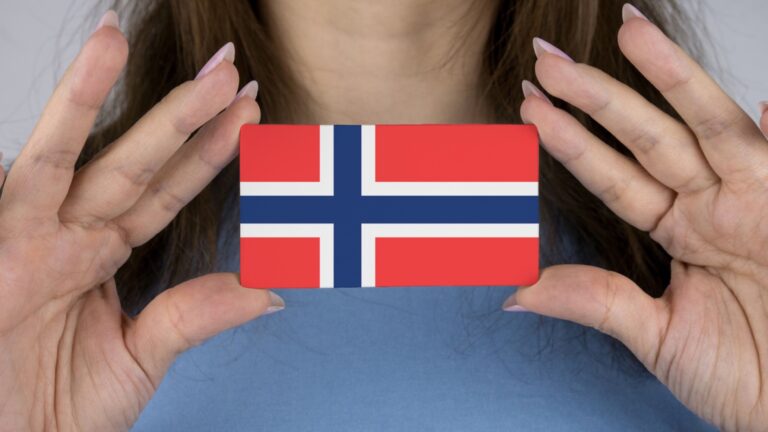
left=509, top=5, right=768, bottom=431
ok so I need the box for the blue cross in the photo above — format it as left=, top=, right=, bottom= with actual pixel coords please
left=240, top=125, right=538, bottom=287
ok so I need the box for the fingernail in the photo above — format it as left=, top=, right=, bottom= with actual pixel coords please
left=264, top=291, right=285, bottom=315
left=622, top=4, right=649, bottom=23
left=532, top=37, right=573, bottom=62
left=95, top=10, right=119, bottom=32
left=502, top=295, right=529, bottom=313
left=196, top=42, right=236, bottom=80
left=236, top=80, right=259, bottom=100
left=759, top=101, right=768, bottom=115
left=522, top=80, right=553, bottom=105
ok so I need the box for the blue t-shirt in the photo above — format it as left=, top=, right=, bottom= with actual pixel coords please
left=132, top=221, right=715, bottom=431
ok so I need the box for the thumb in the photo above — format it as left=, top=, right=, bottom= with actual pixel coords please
left=503, top=265, right=668, bottom=366
left=125, top=273, right=284, bottom=386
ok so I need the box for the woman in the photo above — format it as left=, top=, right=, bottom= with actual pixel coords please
left=0, top=0, right=765, bottom=430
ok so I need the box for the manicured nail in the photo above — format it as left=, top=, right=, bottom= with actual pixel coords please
left=264, top=291, right=285, bottom=315
left=236, top=80, right=259, bottom=100
left=622, top=4, right=649, bottom=23
left=521, top=80, right=552, bottom=105
left=95, top=10, right=119, bottom=32
left=532, top=37, right=573, bottom=62
left=759, top=101, right=768, bottom=115
left=196, top=42, right=236, bottom=80
left=502, top=295, right=529, bottom=313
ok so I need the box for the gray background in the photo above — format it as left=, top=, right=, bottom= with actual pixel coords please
left=1, top=0, right=766, bottom=170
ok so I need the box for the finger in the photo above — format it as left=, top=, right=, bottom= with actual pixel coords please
left=532, top=40, right=718, bottom=193
left=124, top=273, right=284, bottom=387
left=618, top=10, right=768, bottom=182
left=114, top=83, right=260, bottom=246
left=0, top=13, right=127, bottom=219
left=59, top=43, right=239, bottom=224
left=520, top=89, right=675, bottom=231
left=503, top=264, right=668, bottom=368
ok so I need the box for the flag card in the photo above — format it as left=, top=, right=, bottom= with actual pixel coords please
left=240, top=124, right=539, bottom=288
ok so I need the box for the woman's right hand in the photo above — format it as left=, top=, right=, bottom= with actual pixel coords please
left=0, top=11, right=283, bottom=431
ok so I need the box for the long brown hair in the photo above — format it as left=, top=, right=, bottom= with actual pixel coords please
left=85, top=0, right=700, bottom=312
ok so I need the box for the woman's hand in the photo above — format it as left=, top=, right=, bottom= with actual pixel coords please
left=508, top=5, right=767, bottom=431
left=0, top=12, right=282, bottom=431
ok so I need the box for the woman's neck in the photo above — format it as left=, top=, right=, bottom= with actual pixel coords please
left=262, top=0, right=496, bottom=124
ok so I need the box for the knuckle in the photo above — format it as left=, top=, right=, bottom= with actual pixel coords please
left=691, top=111, right=741, bottom=141
left=162, top=82, right=190, bottom=104
left=197, top=143, right=233, bottom=173
left=149, top=181, right=188, bottom=215
left=29, top=148, right=80, bottom=171
left=168, top=97, right=219, bottom=137
left=66, top=84, right=104, bottom=112
left=657, top=66, right=692, bottom=94
left=625, top=125, right=661, bottom=153
left=597, top=176, right=633, bottom=205
left=581, top=92, right=611, bottom=117
left=114, top=163, right=155, bottom=189
left=594, top=271, right=623, bottom=334
left=164, top=294, right=198, bottom=351
left=571, top=67, right=612, bottom=115
left=159, top=84, right=199, bottom=135
left=172, top=107, right=204, bottom=137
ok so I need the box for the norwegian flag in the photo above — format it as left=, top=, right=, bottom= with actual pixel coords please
left=239, top=124, right=539, bottom=288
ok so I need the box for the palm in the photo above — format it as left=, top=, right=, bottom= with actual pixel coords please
left=0, top=19, right=277, bottom=432
left=0, top=222, right=146, bottom=430
left=514, top=9, right=768, bottom=431
left=649, top=182, right=768, bottom=428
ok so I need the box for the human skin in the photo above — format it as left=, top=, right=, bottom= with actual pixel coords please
left=0, top=2, right=767, bottom=431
